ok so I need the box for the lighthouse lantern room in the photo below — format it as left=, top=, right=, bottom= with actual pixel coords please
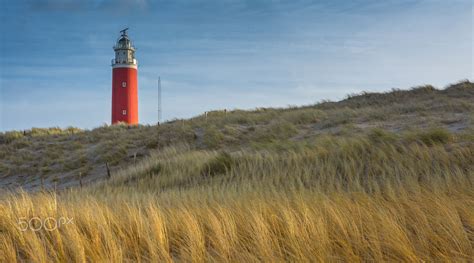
left=111, top=28, right=138, bottom=125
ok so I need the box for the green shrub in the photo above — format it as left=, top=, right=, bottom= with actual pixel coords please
left=63, top=153, right=89, bottom=171
left=65, top=126, right=82, bottom=134
left=30, top=127, right=61, bottom=136
left=366, top=109, right=388, bottom=121
left=320, top=108, right=356, bottom=128
left=203, top=126, right=225, bottom=148
left=149, top=164, right=162, bottom=175
left=0, top=163, right=10, bottom=175
left=282, top=109, right=326, bottom=124
left=11, top=139, right=32, bottom=149
left=254, top=120, right=298, bottom=142
left=223, top=125, right=241, bottom=138
left=77, top=165, right=93, bottom=176
left=201, top=152, right=234, bottom=177
left=368, top=128, right=397, bottom=143
left=100, top=146, right=128, bottom=165
left=146, top=139, right=159, bottom=149
left=0, top=131, right=24, bottom=143
left=417, top=128, right=452, bottom=146
left=40, top=166, right=52, bottom=175
left=410, top=85, right=436, bottom=94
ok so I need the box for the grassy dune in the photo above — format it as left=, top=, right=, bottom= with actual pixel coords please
left=2, top=190, right=472, bottom=261
left=0, top=81, right=473, bottom=261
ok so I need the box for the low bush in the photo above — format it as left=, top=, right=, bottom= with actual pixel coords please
left=0, top=131, right=24, bottom=143
left=282, top=109, right=326, bottom=124
left=203, top=126, right=225, bottom=148
left=417, top=128, right=452, bottom=146
left=201, top=152, right=234, bottom=177
left=368, top=128, right=398, bottom=143
left=254, top=120, right=298, bottom=142
left=11, top=139, right=32, bottom=149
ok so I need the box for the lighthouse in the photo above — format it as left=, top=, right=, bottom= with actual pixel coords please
left=111, top=28, right=138, bottom=125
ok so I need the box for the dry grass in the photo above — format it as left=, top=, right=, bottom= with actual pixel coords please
left=1, top=188, right=472, bottom=261
left=0, top=81, right=473, bottom=262
left=1, top=132, right=473, bottom=262
left=1, top=81, right=473, bottom=191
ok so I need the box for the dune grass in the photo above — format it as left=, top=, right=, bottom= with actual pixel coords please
left=1, top=81, right=473, bottom=262
left=1, top=81, right=472, bottom=189
left=1, top=130, right=473, bottom=262
left=1, top=189, right=472, bottom=262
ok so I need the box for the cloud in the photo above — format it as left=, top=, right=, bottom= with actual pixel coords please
left=26, top=0, right=150, bottom=12
left=97, top=0, right=150, bottom=12
left=2, top=0, right=472, bottom=131
left=28, top=0, right=93, bottom=11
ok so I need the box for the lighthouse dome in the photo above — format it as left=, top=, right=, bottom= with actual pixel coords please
left=115, top=35, right=134, bottom=49
left=112, top=28, right=137, bottom=66
left=118, top=36, right=130, bottom=46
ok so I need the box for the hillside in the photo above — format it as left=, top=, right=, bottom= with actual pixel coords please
left=0, top=81, right=473, bottom=262
left=1, top=81, right=472, bottom=191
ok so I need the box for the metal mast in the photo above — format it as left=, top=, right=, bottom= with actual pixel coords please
left=158, top=76, right=162, bottom=124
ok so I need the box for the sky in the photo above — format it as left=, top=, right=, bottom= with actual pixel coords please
left=0, top=0, right=472, bottom=131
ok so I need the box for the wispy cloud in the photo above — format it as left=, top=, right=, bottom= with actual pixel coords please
left=1, top=0, right=472, bottom=131
left=27, top=0, right=150, bottom=12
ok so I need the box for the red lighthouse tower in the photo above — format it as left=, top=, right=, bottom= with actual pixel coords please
left=111, top=28, right=138, bottom=125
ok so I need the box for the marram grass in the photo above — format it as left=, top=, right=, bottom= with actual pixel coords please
left=1, top=134, right=473, bottom=262
left=1, top=190, right=473, bottom=262
left=1, top=82, right=473, bottom=262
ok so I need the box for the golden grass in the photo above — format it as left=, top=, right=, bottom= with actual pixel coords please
left=1, top=133, right=473, bottom=262
left=1, top=82, right=473, bottom=262
left=1, top=190, right=472, bottom=262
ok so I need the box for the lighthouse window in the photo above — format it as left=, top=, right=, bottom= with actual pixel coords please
left=122, top=110, right=127, bottom=115
left=122, top=81, right=127, bottom=88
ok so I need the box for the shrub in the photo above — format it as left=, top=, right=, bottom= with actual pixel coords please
left=146, top=137, right=160, bottom=149
left=148, top=163, right=162, bottom=176
left=201, top=152, right=234, bottom=177
left=100, top=146, right=128, bottom=165
left=65, top=126, right=82, bottom=134
left=282, top=109, right=326, bottom=124
left=40, top=166, right=52, bottom=175
left=366, top=109, right=388, bottom=121
left=0, top=163, right=10, bottom=175
left=11, top=139, right=32, bottom=149
left=223, top=125, right=241, bottom=138
left=30, top=127, right=62, bottom=136
left=203, top=126, right=225, bottom=148
left=0, top=131, right=24, bottom=143
left=368, top=128, right=397, bottom=143
left=320, top=108, right=356, bottom=128
left=63, top=154, right=89, bottom=171
left=410, top=85, right=436, bottom=95
left=417, top=128, right=452, bottom=146
left=254, top=120, right=298, bottom=142
left=77, top=165, right=93, bottom=177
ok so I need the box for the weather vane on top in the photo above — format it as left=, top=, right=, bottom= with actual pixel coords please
left=120, top=28, right=129, bottom=36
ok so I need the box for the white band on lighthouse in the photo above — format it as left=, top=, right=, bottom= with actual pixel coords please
left=112, top=64, right=138, bottom=69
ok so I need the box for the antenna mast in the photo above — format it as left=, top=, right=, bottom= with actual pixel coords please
left=158, top=76, right=162, bottom=124
left=120, top=28, right=129, bottom=36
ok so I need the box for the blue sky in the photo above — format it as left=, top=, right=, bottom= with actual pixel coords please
left=0, top=0, right=472, bottom=131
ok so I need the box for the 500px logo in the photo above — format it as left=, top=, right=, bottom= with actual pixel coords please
left=18, top=217, right=74, bottom=231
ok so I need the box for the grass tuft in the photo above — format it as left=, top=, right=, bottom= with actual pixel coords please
left=414, top=128, right=452, bottom=146
left=201, top=151, right=234, bottom=177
